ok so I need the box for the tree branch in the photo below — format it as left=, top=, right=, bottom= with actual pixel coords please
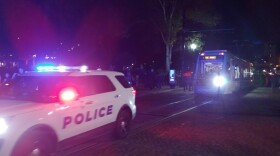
left=158, top=0, right=168, bottom=25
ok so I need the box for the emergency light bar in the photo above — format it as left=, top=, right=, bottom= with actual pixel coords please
left=36, top=65, right=88, bottom=72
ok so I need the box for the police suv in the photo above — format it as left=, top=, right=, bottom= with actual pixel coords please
left=0, top=66, right=136, bottom=156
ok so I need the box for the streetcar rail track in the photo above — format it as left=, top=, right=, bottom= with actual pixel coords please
left=61, top=99, right=212, bottom=155
left=137, top=97, right=193, bottom=114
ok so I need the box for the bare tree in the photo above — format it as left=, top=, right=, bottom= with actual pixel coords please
left=150, top=0, right=220, bottom=71
left=152, top=0, right=182, bottom=72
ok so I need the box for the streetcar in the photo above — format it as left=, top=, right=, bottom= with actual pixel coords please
left=193, top=50, right=253, bottom=95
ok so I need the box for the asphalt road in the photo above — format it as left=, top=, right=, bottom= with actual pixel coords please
left=61, top=87, right=280, bottom=156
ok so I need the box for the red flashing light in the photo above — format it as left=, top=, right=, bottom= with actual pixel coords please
left=132, top=89, right=136, bottom=96
left=59, top=88, right=78, bottom=102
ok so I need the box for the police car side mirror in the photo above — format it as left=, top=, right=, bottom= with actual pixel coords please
left=58, top=87, right=79, bottom=103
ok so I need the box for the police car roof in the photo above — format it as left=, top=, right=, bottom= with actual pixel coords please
left=22, top=70, right=124, bottom=77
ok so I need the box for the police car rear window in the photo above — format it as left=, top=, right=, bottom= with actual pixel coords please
left=115, top=75, right=132, bottom=88
left=79, top=75, right=116, bottom=95
left=8, top=75, right=116, bottom=102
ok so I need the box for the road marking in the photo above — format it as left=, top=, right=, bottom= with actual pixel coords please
left=166, top=100, right=212, bottom=119
left=164, top=98, right=193, bottom=106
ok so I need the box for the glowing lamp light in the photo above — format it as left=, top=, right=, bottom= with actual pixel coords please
left=59, top=88, right=78, bottom=102
left=190, top=43, right=197, bottom=51
left=213, top=76, right=226, bottom=87
left=0, top=118, right=8, bottom=135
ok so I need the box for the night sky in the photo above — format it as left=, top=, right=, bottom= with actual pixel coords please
left=0, top=0, right=279, bottom=68
left=215, top=0, right=280, bottom=44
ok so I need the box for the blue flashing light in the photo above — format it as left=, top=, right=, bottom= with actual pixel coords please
left=37, top=66, right=44, bottom=71
left=47, top=66, right=55, bottom=71
left=36, top=65, right=55, bottom=71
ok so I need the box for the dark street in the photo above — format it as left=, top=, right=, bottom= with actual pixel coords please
left=62, top=87, right=280, bottom=156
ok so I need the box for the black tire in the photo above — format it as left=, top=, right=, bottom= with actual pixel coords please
left=12, top=130, right=55, bottom=156
left=114, top=110, right=131, bottom=139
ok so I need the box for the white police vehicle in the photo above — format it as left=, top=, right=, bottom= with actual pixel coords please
left=0, top=65, right=136, bottom=156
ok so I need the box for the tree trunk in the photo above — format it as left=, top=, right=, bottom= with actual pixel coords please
left=165, top=44, right=173, bottom=72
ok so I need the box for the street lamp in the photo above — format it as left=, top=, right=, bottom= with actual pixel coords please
left=190, top=43, right=197, bottom=51
left=185, top=43, right=198, bottom=72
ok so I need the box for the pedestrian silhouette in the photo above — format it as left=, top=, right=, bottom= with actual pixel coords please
left=183, top=70, right=193, bottom=91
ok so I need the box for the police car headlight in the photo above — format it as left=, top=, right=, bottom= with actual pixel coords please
left=0, top=118, right=8, bottom=135
left=213, top=76, right=226, bottom=87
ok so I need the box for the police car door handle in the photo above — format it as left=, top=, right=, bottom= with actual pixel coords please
left=85, top=101, right=94, bottom=105
left=114, top=94, right=120, bottom=98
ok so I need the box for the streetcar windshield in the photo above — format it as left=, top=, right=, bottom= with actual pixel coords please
left=196, top=53, right=225, bottom=79
left=203, top=62, right=223, bottom=76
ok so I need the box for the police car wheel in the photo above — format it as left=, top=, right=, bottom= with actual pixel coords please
left=12, top=131, right=54, bottom=156
left=114, top=110, right=131, bottom=139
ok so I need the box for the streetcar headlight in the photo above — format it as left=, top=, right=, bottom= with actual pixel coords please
left=0, top=118, right=8, bottom=135
left=213, top=76, right=226, bottom=87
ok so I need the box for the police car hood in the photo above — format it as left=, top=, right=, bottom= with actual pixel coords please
left=0, top=99, right=43, bottom=117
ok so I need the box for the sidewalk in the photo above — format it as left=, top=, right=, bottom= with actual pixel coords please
left=236, top=87, right=280, bottom=117
left=243, top=87, right=280, bottom=100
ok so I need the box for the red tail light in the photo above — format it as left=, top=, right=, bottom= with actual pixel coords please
left=132, top=89, right=136, bottom=96
left=59, top=87, right=78, bottom=102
